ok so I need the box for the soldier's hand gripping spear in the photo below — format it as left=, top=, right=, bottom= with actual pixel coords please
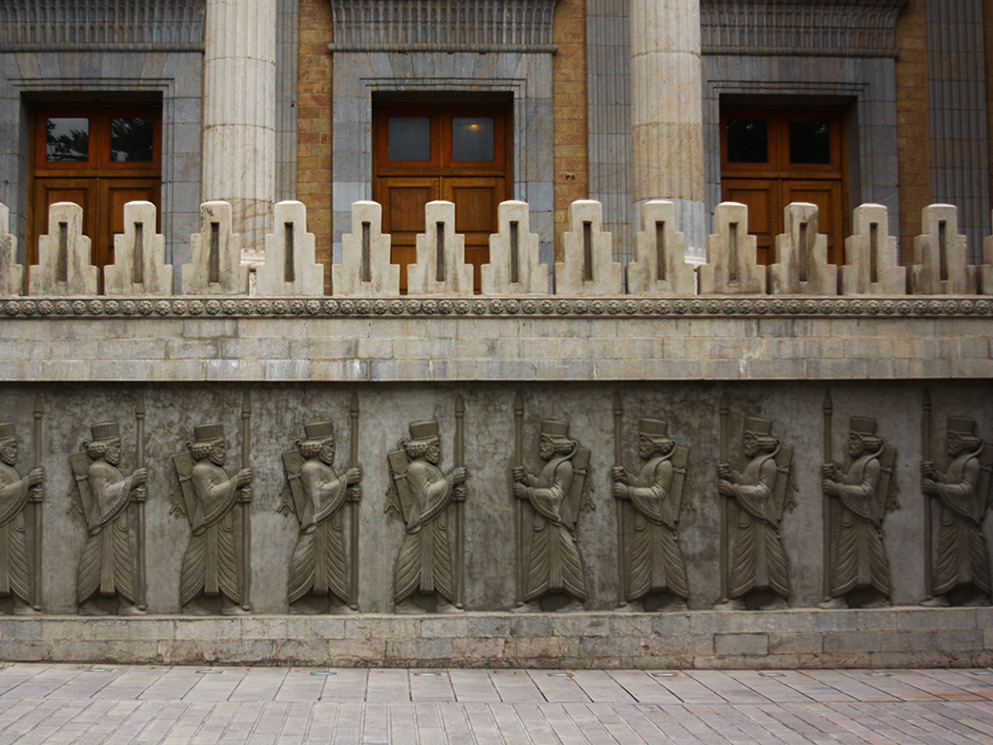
left=821, top=388, right=833, bottom=604
left=716, top=391, right=730, bottom=603
left=513, top=391, right=525, bottom=606
left=612, top=391, right=627, bottom=608
left=454, top=394, right=466, bottom=609
left=348, top=391, right=361, bottom=610
left=136, top=392, right=148, bottom=611
left=31, top=395, right=44, bottom=611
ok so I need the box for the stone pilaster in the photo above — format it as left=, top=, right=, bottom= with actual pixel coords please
left=203, top=0, right=277, bottom=257
left=630, top=0, right=705, bottom=252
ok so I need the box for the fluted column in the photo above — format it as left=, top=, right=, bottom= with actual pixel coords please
left=203, top=0, right=277, bottom=256
left=630, top=0, right=706, bottom=251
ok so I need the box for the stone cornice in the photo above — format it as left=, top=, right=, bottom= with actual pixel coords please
left=0, top=0, right=206, bottom=47
left=701, top=0, right=907, bottom=58
left=329, top=0, right=559, bottom=49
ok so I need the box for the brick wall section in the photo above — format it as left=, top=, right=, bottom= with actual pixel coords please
left=895, top=0, right=931, bottom=262
left=553, top=0, right=590, bottom=257
left=297, top=0, right=334, bottom=290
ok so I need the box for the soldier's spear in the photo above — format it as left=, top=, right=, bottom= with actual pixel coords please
left=32, top=394, right=43, bottom=611
left=922, top=387, right=933, bottom=601
left=241, top=390, right=252, bottom=612
left=613, top=391, right=626, bottom=608
left=454, top=394, right=465, bottom=609
left=348, top=391, right=360, bottom=611
left=514, top=391, right=524, bottom=607
left=136, top=391, right=147, bottom=611
left=718, top=390, right=729, bottom=604
left=822, top=388, right=832, bottom=605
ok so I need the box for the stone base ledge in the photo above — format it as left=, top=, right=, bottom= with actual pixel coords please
left=1, top=608, right=990, bottom=669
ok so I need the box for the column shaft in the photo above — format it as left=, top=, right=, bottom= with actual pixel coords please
left=630, top=0, right=706, bottom=250
left=203, top=0, right=277, bottom=255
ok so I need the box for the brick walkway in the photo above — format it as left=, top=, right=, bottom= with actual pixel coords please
left=0, top=665, right=991, bottom=744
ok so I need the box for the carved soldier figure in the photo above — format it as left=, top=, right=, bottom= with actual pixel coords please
left=69, top=421, right=146, bottom=615
left=717, top=417, right=795, bottom=610
left=386, top=420, right=466, bottom=613
left=513, top=420, right=591, bottom=612
left=612, top=418, right=690, bottom=611
left=922, top=417, right=992, bottom=606
left=174, top=423, right=253, bottom=615
left=820, top=417, right=898, bottom=609
left=0, top=423, right=43, bottom=614
left=281, top=421, right=361, bottom=613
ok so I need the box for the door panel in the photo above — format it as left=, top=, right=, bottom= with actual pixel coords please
left=721, top=105, right=847, bottom=265
left=445, top=178, right=505, bottom=290
left=101, top=179, right=160, bottom=268
left=32, top=179, right=99, bottom=257
left=722, top=178, right=778, bottom=263
left=30, top=103, right=162, bottom=287
left=781, top=180, right=844, bottom=264
left=374, top=101, right=511, bottom=293
left=380, top=177, right=439, bottom=291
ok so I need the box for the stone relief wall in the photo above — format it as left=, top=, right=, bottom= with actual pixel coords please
left=0, top=382, right=989, bottom=615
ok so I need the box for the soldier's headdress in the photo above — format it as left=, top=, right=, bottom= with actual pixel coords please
left=743, top=417, right=772, bottom=436
left=639, top=418, right=668, bottom=437
left=540, top=420, right=570, bottom=437
left=90, top=421, right=120, bottom=442
left=409, top=420, right=439, bottom=441
left=947, top=416, right=976, bottom=436
left=0, top=423, right=14, bottom=441
left=849, top=416, right=877, bottom=435
left=194, top=422, right=224, bottom=443
left=304, top=421, right=334, bottom=440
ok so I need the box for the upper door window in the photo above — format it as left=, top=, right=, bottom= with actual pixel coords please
left=721, top=105, right=847, bottom=264
left=31, top=103, right=162, bottom=286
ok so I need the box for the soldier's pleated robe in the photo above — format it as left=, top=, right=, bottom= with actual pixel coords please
left=523, top=456, right=586, bottom=602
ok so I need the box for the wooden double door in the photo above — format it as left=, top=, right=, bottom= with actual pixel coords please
left=373, top=101, right=511, bottom=291
left=721, top=106, right=847, bottom=264
left=31, top=103, right=161, bottom=283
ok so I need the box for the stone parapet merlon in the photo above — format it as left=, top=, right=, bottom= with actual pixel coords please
left=4, top=197, right=993, bottom=298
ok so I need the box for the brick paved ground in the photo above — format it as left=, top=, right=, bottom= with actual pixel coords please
left=0, top=664, right=991, bottom=744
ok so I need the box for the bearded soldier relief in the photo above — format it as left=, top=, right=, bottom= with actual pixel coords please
left=69, top=421, right=146, bottom=615
left=717, top=416, right=796, bottom=610
left=513, top=420, right=592, bottom=612
left=0, top=423, right=43, bottom=614
left=386, top=419, right=466, bottom=613
left=922, top=417, right=992, bottom=606
left=281, top=420, right=361, bottom=613
left=820, top=417, right=898, bottom=609
left=612, top=418, right=691, bottom=611
left=173, top=423, right=253, bottom=615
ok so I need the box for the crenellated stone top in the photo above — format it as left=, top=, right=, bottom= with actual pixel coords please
left=4, top=197, right=993, bottom=300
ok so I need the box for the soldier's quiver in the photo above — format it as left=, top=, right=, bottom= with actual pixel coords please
left=769, top=444, right=796, bottom=525
left=662, top=445, right=690, bottom=528
left=561, top=445, right=592, bottom=530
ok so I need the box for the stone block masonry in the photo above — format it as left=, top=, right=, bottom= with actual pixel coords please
left=0, top=608, right=989, bottom=668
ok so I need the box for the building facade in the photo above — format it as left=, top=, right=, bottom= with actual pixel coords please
left=0, top=1, right=992, bottom=668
